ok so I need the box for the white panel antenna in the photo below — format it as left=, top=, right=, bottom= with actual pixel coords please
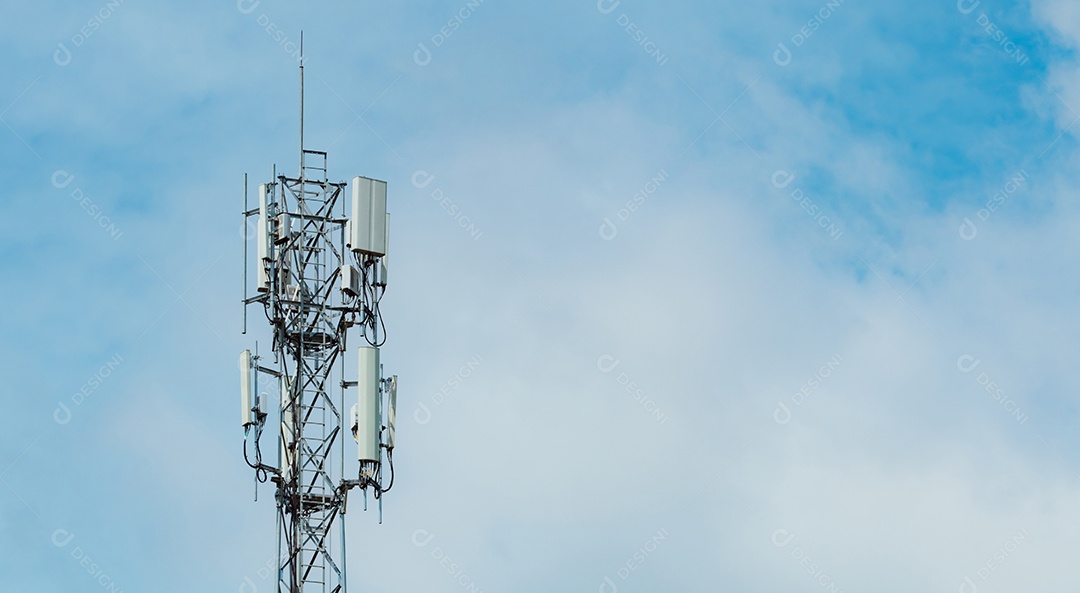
left=386, top=375, right=397, bottom=450
left=357, top=346, right=381, bottom=465
left=239, top=349, right=253, bottom=427
left=256, top=184, right=269, bottom=291
left=376, top=212, right=390, bottom=286
left=280, top=375, right=294, bottom=483
left=350, top=176, right=387, bottom=256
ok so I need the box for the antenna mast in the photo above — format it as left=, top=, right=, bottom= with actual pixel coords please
left=239, top=42, right=398, bottom=593
left=299, top=31, right=304, bottom=177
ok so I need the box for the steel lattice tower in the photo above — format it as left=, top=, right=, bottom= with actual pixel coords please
left=239, top=49, right=398, bottom=593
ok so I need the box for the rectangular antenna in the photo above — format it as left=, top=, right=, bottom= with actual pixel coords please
left=257, top=184, right=269, bottom=291
left=240, top=350, right=253, bottom=426
left=387, top=376, right=398, bottom=449
left=351, top=176, right=388, bottom=257
left=357, top=346, right=381, bottom=462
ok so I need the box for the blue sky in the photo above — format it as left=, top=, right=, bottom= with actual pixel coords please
left=3, top=0, right=1080, bottom=591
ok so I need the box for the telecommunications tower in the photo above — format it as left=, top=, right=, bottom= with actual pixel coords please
left=238, top=46, right=399, bottom=593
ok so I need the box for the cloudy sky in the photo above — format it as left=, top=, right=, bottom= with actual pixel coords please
left=3, top=0, right=1080, bottom=591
